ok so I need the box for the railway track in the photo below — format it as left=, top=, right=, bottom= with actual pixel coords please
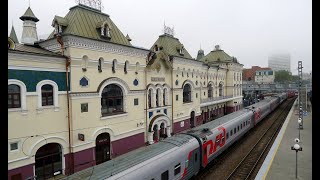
left=225, top=97, right=296, bottom=180
left=195, top=97, right=296, bottom=180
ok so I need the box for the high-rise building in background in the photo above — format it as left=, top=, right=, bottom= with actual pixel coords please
left=268, top=53, right=291, bottom=73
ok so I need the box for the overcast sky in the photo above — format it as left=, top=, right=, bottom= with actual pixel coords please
left=8, top=0, right=312, bottom=74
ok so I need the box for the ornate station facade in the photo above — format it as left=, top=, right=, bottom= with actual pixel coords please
left=8, top=3, right=243, bottom=180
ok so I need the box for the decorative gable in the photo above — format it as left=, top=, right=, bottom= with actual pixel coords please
left=97, top=20, right=112, bottom=39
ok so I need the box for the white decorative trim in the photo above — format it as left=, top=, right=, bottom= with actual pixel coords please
left=8, top=65, right=69, bottom=72
left=8, top=79, right=27, bottom=113
left=40, top=35, right=150, bottom=58
left=8, top=52, right=65, bottom=63
left=36, top=80, right=59, bottom=111
left=100, top=113, right=128, bottom=120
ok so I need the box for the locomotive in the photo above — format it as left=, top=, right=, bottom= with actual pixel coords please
left=63, top=93, right=288, bottom=180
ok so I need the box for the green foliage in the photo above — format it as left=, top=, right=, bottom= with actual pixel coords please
left=274, top=70, right=293, bottom=83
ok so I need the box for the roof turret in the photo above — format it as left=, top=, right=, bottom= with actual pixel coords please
left=20, top=7, right=39, bottom=22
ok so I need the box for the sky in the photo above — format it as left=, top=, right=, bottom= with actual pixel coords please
left=8, top=0, right=312, bottom=74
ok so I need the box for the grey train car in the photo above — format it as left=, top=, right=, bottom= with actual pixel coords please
left=62, top=94, right=287, bottom=180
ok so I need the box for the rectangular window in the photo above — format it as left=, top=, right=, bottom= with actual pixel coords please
left=134, top=98, right=139, bottom=106
left=10, top=142, right=18, bottom=151
left=161, top=170, right=169, bottom=180
left=195, top=153, right=198, bottom=162
left=176, top=95, right=178, bottom=101
left=234, top=128, right=236, bottom=134
left=230, top=130, right=233, bottom=136
left=81, top=103, right=88, bottom=113
left=174, top=163, right=181, bottom=175
left=226, top=132, right=229, bottom=139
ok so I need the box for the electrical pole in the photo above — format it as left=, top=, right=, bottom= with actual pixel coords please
left=298, top=61, right=303, bottom=129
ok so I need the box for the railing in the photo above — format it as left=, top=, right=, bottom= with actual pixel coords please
left=200, top=95, right=233, bottom=104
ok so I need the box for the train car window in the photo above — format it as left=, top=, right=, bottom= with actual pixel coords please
left=241, top=124, right=242, bottom=129
left=238, top=126, right=239, bottom=131
left=161, top=170, right=169, bottom=180
left=195, top=153, right=198, bottom=162
left=230, top=130, right=233, bottom=136
left=243, top=122, right=245, bottom=127
left=216, top=139, right=220, bottom=146
left=226, top=132, right=229, bottom=139
left=234, top=128, right=236, bottom=133
left=174, top=163, right=181, bottom=175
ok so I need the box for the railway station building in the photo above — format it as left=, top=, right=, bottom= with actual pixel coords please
left=8, top=3, right=243, bottom=180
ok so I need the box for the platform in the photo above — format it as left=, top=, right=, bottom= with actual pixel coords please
left=255, top=99, right=312, bottom=180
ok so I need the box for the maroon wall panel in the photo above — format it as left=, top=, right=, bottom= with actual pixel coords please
left=111, top=132, right=145, bottom=158
left=8, top=164, right=34, bottom=180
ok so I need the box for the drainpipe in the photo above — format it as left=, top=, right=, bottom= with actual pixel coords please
left=145, top=52, right=149, bottom=144
left=56, top=34, right=74, bottom=174
left=170, top=56, right=174, bottom=135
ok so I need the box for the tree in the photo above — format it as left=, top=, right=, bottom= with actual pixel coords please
left=274, top=70, right=292, bottom=83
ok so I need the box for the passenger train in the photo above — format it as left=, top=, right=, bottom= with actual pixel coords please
left=63, top=93, right=288, bottom=180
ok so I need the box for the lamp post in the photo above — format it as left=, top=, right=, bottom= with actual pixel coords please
left=291, top=141, right=303, bottom=179
left=298, top=118, right=302, bottom=139
left=299, top=106, right=304, bottom=129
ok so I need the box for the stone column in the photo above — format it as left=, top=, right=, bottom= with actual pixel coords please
left=148, top=132, right=154, bottom=145
left=166, top=126, right=171, bottom=137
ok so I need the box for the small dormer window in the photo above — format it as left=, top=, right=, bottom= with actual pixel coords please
left=180, top=47, right=184, bottom=55
left=54, top=23, right=62, bottom=35
left=101, top=24, right=111, bottom=38
left=154, top=45, right=159, bottom=51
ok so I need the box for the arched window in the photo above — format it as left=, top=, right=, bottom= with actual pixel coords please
left=101, top=84, right=123, bottom=116
left=183, top=84, right=191, bottom=103
left=208, top=84, right=213, bottom=98
left=102, top=24, right=110, bottom=37
left=36, top=80, right=59, bottom=109
left=112, top=59, right=116, bottom=73
left=98, top=58, right=103, bottom=72
left=82, top=55, right=88, bottom=71
left=8, top=84, right=21, bottom=108
left=148, top=89, right=152, bottom=108
left=219, top=83, right=223, bottom=96
left=124, top=61, right=129, bottom=74
left=135, top=62, right=139, bottom=74
left=163, top=88, right=166, bottom=106
left=156, top=89, right=160, bottom=107
left=42, top=84, right=54, bottom=106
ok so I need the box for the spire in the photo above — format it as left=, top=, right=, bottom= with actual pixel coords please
left=20, top=7, right=39, bottom=22
left=20, top=6, right=39, bottom=45
left=126, top=34, right=132, bottom=42
left=196, top=44, right=204, bottom=61
left=9, top=25, right=19, bottom=43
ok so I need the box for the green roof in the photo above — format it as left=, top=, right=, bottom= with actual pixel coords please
left=20, top=7, right=39, bottom=22
left=10, top=26, right=19, bottom=43
left=48, top=4, right=131, bottom=46
left=200, top=46, right=237, bottom=64
left=151, top=34, right=193, bottom=59
left=52, top=15, right=69, bottom=26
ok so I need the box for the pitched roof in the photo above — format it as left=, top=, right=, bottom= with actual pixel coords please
left=200, top=48, right=234, bottom=64
left=10, top=26, right=19, bottom=43
left=48, top=4, right=131, bottom=46
left=9, top=43, right=63, bottom=57
left=151, top=34, right=193, bottom=59
left=20, top=7, right=39, bottom=22
left=52, top=15, right=69, bottom=26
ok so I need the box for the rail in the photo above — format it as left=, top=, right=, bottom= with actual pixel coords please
left=225, top=97, right=295, bottom=180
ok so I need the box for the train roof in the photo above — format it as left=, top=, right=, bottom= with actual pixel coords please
left=62, top=134, right=194, bottom=180
left=184, top=109, right=252, bottom=137
left=245, top=97, right=275, bottom=110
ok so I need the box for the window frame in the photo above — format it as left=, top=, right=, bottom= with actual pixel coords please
left=183, top=84, right=192, bottom=103
left=174, top=163, right=181, bottom=176
left=8, top=84, right=21, bottom=109
left=36, top=80, right=59, bottom=111
left=8, top=79, right=27, bottom=112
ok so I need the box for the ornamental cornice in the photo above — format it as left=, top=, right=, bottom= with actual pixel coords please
left=43, top=35, right=151, bottom=58
left=69, top=92, right=99, bottom=97
left=173, top=57, right=203, bottom=66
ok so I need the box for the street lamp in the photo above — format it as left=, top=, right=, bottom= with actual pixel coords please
left=298, top=118, right=302, bottom=139
left=299, top=105, right=304, bottom=129
left=291, top=141, right=303, bottom=179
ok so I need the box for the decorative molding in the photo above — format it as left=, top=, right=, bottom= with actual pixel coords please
left=8, top=65, right=69, bottom=73
left=40, top=35, right=150, bottom=58
left=8, top=52, right=65, bottom=63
